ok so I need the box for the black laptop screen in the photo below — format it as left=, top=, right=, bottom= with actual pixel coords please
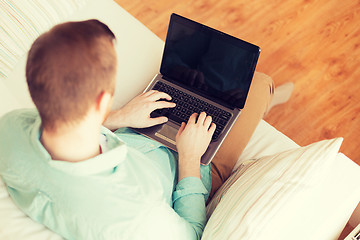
left=160, top=14, right=260, bottom=109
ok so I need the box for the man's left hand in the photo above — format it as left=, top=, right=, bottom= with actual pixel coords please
left=103, top=90, right=176, bottom=130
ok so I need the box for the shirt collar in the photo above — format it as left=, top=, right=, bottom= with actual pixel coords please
left=31, top=117, right=127, bottom=176
left=48, top=142, right=127, bottom=176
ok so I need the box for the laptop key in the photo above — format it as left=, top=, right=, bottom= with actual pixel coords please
left=218, top=119, right=226, bottom=126
left=220, top=113, right=231, bottom=120
left=168, top=113, right=185, bottom=124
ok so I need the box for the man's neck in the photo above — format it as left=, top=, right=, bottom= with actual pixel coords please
left=41, top=120, right=102, bottom=162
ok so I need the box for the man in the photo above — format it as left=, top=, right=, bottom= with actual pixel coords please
left=0, top=20, right=285, bottom=239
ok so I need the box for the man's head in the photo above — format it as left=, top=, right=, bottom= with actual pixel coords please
left=26, top=20, right=117, bottom=131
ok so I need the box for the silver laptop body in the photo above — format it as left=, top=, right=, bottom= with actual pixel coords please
left=132, top=13, right=260, bottom=165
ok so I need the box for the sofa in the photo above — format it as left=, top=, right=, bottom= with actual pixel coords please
left=1, top=0, right=360, bottom=239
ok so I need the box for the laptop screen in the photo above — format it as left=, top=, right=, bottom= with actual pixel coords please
left=160, top=14, right=260, bottom=109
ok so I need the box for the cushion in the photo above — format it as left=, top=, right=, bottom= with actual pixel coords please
left=0, top=0, right=87, bottom=81
left=203, top=138, right=343, bottom=240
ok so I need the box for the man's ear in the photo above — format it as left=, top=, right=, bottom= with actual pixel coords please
left=96, top=91, right=113, bottom=118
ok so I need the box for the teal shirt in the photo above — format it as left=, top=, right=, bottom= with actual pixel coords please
left=0, top=109, right=212, bottom=240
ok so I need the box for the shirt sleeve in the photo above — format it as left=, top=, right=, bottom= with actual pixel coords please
left=172, top=177, right=208, bottom=239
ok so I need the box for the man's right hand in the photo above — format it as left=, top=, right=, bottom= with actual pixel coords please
left=176, top=112, right=216, bottom=181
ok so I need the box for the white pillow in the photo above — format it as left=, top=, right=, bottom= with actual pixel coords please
left=203, top=138, right=343, bottom=240
left=0, top=0, right=87, bottom=81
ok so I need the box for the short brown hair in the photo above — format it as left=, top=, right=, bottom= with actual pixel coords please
left=26, top=19, right=117, bottom=130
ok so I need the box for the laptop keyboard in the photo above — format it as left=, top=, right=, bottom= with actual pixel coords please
left=150, top=81, right=232, bottom=141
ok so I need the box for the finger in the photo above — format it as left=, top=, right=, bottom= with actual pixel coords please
left=143, top=90, right=158, bottom=97
left=187, top=113, right=198, bottom=124
left=148, top=116, right=169, bottom=127
left=176, top=122, right=186, bottom=138
left=204, top=115, right=212, bottom=127
left=149, top=91, right=172, bottom=101
left=154, top=101, right=176, bottom=110
left=196, top=112, right=206, bottom=124
left=208, top=123, right=216, bottom=135
left=155, top=100, right=176, bottom=108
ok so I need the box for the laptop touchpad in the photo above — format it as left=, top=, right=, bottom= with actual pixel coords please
left=155, top=124, right=179, bottom=145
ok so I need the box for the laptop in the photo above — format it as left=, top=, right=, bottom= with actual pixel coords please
left=132, top=13, right=260, bottom=165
